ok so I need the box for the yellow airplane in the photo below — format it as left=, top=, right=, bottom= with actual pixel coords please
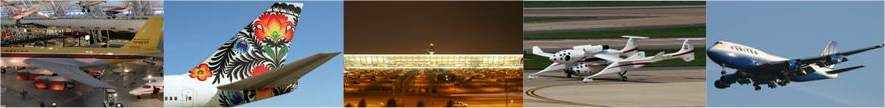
left=0, top=16, right=163, bottom=89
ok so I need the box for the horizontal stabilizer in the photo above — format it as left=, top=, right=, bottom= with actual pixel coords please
left=826, top=65, right=864, bottom=74
left=217, top=52, right=340, bottom=90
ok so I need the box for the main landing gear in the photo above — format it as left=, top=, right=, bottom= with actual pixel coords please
left=618, top=71, right=629, bottom=81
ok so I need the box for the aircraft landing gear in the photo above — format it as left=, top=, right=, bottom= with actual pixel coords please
left=714, top=80, right=730, bottom=89
left=565, top=71, right=572, bottom=78
left=767, top=81, right=777, bottom=89
left=618, top=71, right=629, bottom=81
left=582, top=78, right=593, bottom=83
left=527, top=75, right=537, bottom=80
left=720, top=64, right=727, bottom=76
left=753, top=83, right=762, bottom=91
left=136, top=95, right=141, bottom=99
left=777, top=79, right=790, bottom=86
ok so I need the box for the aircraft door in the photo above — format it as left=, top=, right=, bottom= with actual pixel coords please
left=182, top=89, right=195, bottom=107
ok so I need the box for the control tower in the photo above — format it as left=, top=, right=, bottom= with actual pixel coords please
left=427, top=42, right=435, bottom=55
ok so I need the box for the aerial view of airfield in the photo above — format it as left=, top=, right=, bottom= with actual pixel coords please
left=343, top=1, right=523, bottom=107
left=522, top=1, right=706, bottom=107
left=707, top=1, right=884, bottom=107
left=1, top=0, right=163, bottom=107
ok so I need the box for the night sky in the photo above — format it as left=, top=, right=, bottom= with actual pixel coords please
left=344, top=1, right=523, bottom=54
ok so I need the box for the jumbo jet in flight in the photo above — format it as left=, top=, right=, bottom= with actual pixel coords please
left=161, top=3, right=340, bottom=107
left=0, top=16, right=163, bottom=89
left=709, top=41, right=883, bottom=91
left=528, top=36, right=696, bottom=83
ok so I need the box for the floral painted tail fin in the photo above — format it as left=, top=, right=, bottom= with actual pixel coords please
left=186, top=2, right=303, bottom=86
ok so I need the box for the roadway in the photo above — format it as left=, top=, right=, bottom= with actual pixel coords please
left=524, top=6, right=706, bottom=33
left=0, top=59, right=162, bottom=107
left=523, top=66, right=706, bottom=107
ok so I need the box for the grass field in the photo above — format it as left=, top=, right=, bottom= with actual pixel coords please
left=524, top=48, right=706, bottom=70
left=524, top=26, right=706, bottom=40
left=524, top=1, right=706, bottom=8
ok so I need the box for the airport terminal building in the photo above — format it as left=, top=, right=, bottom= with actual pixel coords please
left=344, top=54, right=523, bottom=69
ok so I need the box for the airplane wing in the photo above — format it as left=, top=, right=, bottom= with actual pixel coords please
left=758, top=44, right=883, bottom=69
left=217, top=52, right=340, bottom=90
left=587, top=61, right=623, bottom=78
left=593, top=54, right=623, bottom=62
left=25, top=59, right=116, bottom=89
left=1, top=1, right=25, bottom=10
left=537, top=62, right=566, bottom=73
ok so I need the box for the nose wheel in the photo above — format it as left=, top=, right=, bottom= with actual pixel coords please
left=720, top=64, right=727, bottom=76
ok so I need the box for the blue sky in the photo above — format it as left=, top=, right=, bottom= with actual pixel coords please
left=707, top=1, right=884, bottom=107
left=164, top=1, right=343, bottom=107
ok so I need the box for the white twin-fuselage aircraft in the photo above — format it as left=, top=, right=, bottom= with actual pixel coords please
left=528, top=36, right=696, bottom=83
left=161, top=2, right=340, bottom=107
left=708, top=41, right=883, bottom=91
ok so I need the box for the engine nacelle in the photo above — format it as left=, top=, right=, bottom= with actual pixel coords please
left=786, top=59, right=801, bottom=70
left=829, top=54, right=847, bottom=64
left=550, top=49, right=587, bottom=64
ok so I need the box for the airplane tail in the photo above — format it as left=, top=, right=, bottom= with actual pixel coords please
left=532, top=46, right=554, bottom=58
left=820, top=41, right=838, bottom=56
left=663, top=39, right=695, bottom=62
left=620, top=36, right=648, bottom=56
left=192, top=3, right=307, bottom=107
left=819, top=41, right=838, bottom=68
left=188, top=3, right=303, bottom=86
left=121, top=16, right=163, bottom=50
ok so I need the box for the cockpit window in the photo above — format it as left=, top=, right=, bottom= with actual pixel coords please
left=142, top=85, right=151, bottom=88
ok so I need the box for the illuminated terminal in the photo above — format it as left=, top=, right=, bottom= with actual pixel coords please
left=344, top=54, right=523, bottom=69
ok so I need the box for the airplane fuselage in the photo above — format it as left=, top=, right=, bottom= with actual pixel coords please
left=707, top=41, right=831, bottom=82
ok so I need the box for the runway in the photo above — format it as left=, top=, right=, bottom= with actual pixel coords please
left=524, top=6, right=706, bottom=33
left=524, top=38, right=706, bottom=50
left=523, top=66, right=706, bottom=107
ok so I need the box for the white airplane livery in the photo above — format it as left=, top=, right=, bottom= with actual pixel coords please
left=162, top=2, right=340, bottom=107
left=528, top=36, right=696, bottom=83
left=709, top=41, right=883, bottom=91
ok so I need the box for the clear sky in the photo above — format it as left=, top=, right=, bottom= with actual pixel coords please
left=164, top=1, right=343, bottom=107
left=707, top=1, right=883, bottom=107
